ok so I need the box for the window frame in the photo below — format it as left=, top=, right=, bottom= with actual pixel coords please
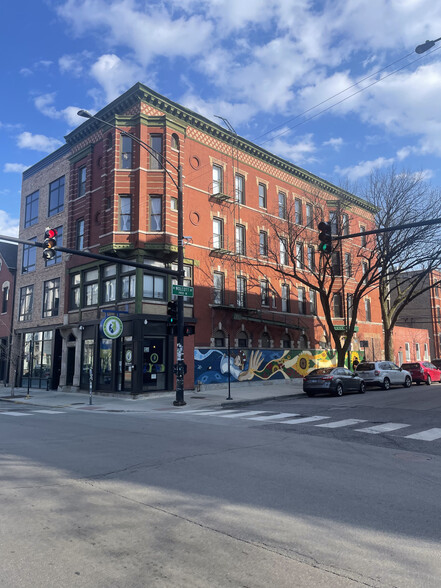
left=22, top=239, right=37, bottom=274
left=42, top=278, right=60, bottom=318
left=213, top=217, right=224, bottom=249
left=235, top=224, right=246, bottom=255
left=76, top=219, right=85, bottom=250
left=235, top=173, right=245, bottom=204
left=19, top=285, right=34, bottom=322
left=278, top=191, right=287, bottom=219
left=150, top=135, right=163, bottom=169
left=120, top=135, right=133, bottom=169
left=237, top=276, right=247, bottom=308
left=259, top=231, right=268, bottom=256
left=150, top=195, right=162, bottom=232
left=295, top=198, right=303, bottom=225
left=78, top=166, right=86, bottom=198
left=213, top=272, right=224, bottom=305
left=258, top=183, right=267, bottom=208
left=24, top=191, right=39, bottom=228
left=48, top=176, right=65, bottom=216
left=212, top=164, right=223, bottom=195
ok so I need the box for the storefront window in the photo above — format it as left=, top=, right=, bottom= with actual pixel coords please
left=99, top=338, right=112, bottom=388
left=22, top=330, right=53, bottom=388
left=81, top=339, right=95, bottom=389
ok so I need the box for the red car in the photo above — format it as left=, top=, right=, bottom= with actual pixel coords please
left=401, top=361, right=441, bottom=385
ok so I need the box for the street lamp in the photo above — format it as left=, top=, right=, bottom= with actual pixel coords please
left=415, top=36, right=441, bottom=54
left=77, top=109, right=187, bottom=406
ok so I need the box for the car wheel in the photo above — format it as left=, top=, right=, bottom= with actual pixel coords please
left=359, top=381, right=366, bottom=394
left=305, top=391, right=315, bottom=397
left=383, top=378, right=391, bottom=390
left=404, top=376, right=412, bottom=388
left=426, top=375, right=432, bottom=386
left=335, top=383, right=344, bottom=397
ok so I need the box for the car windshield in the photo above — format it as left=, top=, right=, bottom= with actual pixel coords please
left=308, top=368, right=334, bottom=376
left=356, top=363, right=375, bottom=371
left=401, top=363, right=420, bottom=370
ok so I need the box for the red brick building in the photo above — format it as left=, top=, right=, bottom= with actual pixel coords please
left=0, top=242, right=17, bottom=384
left=15, top=83, right=384, bottom=393
left=392, top=326, right=431, bottom=365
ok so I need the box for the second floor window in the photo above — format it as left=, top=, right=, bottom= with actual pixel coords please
left=295, top=242, right=304, bottom=269
left=342, top=213, right=349, bottom=236
left=298, top=287, right=306, bottom=314
left=295, top=199, right=303, bottom=224
left=237, top=276, right=246, bottom=308
left=120, top=135, right=133, bottom=169
left=48, top=176, right=65, bottom=216
left=365, top=298, right=371, bottom=322
left=150, top=135, right=163, bottom=169
left=212, top=164, right=223, bottom=195
left=307, top=245, right=315, bottom=272
left=213, top=272, right=224, bottom=305
left=119, top=195, right=131, bottom=231
left=84, top=269, right=98, bottom=306
left=78, top=166, right=86, bottom=198
left=310, top=290, right=317, bottom=315
left=345, top=252, right=352, bottom=277
left=261, top=280, right=269, bottom=306
left=259, top=183, right=267, bottom=208
left=22, top=239, right=36, bottom=274
left=360, top=225, right=367, bottom=247
left=103, top=265, right=116, bottom=303
left=235, top=174, right=245, bottom=204
left=25, top=191, right=39, bottom=227
left=278, top=192, right=286, bottom=219
left=236, top=224, right=246, bottom=255
left=213, top=218, right=224, bottom=249
left=150, top=195, right=162, bottom=231
left=76, top=219, right=85, bottom=250
left=2, top=285, right=9, bottom=314
left=70, top=274, right=80, bottom=309
left=333, top=293, right=343, bottom=317
left=19, top=285, right=33, bottom=322
left=280, top=238, right=288, bottom=265
left=143, top=274, right=165, bottom=299
left=259, top=231, right=268, bottom=256
left=306, top=203, right=313, bottom=228
left=42, top=278, right=60, bottom=318
left=282, top=284, right=289, bottom=312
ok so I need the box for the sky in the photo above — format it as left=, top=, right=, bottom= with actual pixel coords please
left=1, top=0, right=441, bottom=237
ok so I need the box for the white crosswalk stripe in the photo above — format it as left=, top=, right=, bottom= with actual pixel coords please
left=1, top=411, right=32, bottom=416
left=281, top=416, right=330, bottom=424
left=247, top=413, right=300, bottom=421
left=405, top=428, right=441, bottom=441
left=355, top=423, right=410, bottom=434
left=33, top=410, right=66, bottom=414
left=213, top=411, right=268, bottom=418
left=316, top=419, right=367, bottom=428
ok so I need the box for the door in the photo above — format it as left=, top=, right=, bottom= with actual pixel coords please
left=142, top=338, right=166, bottom=391
left=122, top=344, right=133, bottom=392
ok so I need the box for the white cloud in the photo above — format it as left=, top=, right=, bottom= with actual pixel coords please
left=335, top=156, right=395, bottom=181
left=323, top=137, right=344, bottom=151
left=19, top=67, right=33, bottom=77
left=89, top=54, right=148, bottom=102
left=267, top=133, right=318, bottom=166
left=4, top=163, right=29, bottom=173
left=0, top=210, right=19, bottom=237
left=34, top=93, right=84, bottom=127
left=17, top=132, right=63, bottom=153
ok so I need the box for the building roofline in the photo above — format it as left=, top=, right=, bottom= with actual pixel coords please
left=22, top=144, right=70, bottom=181
left=65, top=82, right=377, bottom=213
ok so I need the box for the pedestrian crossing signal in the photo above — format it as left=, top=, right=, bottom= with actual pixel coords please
left=43, top=227, right=58, bottom=260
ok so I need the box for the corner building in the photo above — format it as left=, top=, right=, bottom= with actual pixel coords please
left=15, top=83, right=383, bottom=394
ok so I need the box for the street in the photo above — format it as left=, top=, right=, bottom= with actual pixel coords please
left=1, top=385, right=441, bottom=587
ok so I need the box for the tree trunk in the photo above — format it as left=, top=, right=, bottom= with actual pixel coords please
left=384, top=326, right=394, bottom=362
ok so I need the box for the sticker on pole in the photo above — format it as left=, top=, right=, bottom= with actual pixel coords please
left=100, top=316, right=123, bottom=339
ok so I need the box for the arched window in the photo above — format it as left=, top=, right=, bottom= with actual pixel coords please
left=281, top=335, right=291, bottom=349
left=237, top=331, right=248, bottom=348
left=213, top=329, right=225, bottom=347
left=171, top=134, right=179, bottom=150
left=260, top=332, right=271, bottom=348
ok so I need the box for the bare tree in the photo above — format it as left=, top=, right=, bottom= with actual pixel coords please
left=0, top=330, right=22, bottom=397
left=360, top=166, right=441, bottom=360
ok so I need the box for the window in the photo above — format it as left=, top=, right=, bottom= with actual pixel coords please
left=84, top=269, right=99, bottom=306
left=342, top=213, right=349, bottom=236
left=19, top=285, right=33, bottom=322
left=48, top=176, right=65, bottom=216
left=280, top=238, right=288, bottom=265
left=78, top=166, right=86, bottom=198
left=360, top=225, right=366, bottom=247
left=298, top=287, right=306, bottom=314
left=416, top=343, right=421, bottom=361
left=333, top=293, right=343, bottom=317
left=213, top=218, right=224, bottom=249
left=235, top=174, right=245, bottom=204
left=261, top=280, right=269, bottom=306
left=171, top=197, right=178, bottom=211
left=307, top=245, right=315, bottom=272
left=259, top=183, right=267, bottom=208
left=282, top=284, right=290, bottom=312
left=278, top=192, right=287, bottom=219
left=345, top=252, right=352, bottom=277
left=120, top=135, right=133, bottom=169
left=150, top=135, right=163, bottom=169
left=238, top=331, right=248, bottom=348
left=281, top=335, right=291, bottom=349
left=310, top=290, right=317, bottom=315
left=119, top=196, right=131, bottom=231
left=2, top=285, right=9, bottom=313
left=70, top=274, right=80, bottom=309
left=332, top=251, right=341, bottom=275
left=306, top=203, right=313, bottom=228
left=259, top=231, right=268, bottom=256
left=45, top=225, right=63, bottom=267
left=347, top=293, right=353, bottom=318
left=214, top=329, right=225, bottom=347
left=365, top=298, right=371, bottom=322
left=143, top=274, right=165, bottom=299
left=24, top=191, right=39, bottom=227
left=76, top=219, right=85, bottom=250
left=424, top=343, right=429, bottom=360
left=212, top=164, right=223, bottom=194
left=235, top=224, right=246, bottom=255
left=295, top=199, right=303, bottom=224
left=330, top=211, right=338, bottom=235
left=362, top=261, right=368, bottom=285
left=237, top=276, right=246, bottom=308
left=213, top=272, right=224, bottom=305
left=121, top=265, right=136, bottom=300
left=22, top=239, right=36, bottom=274
left=295, top=242, right=304, bottom=269
left=103, top=265, right=116, bottom=303
left=405, top=342, right=411, bottom=362
left=150, top=195, right=162, bottom=231
left=42, top=278, right=60, bottom=318
left=261, top=332, right=271, bottom=348
left=171, top=134, right=179, bottom=150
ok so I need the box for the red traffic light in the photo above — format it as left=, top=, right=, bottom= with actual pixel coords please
left=43, top=227, right=58, bottom=259
left=45, top=228, right=58, bottom=239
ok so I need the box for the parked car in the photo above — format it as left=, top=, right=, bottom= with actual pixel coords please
left=303, top=367, right=366, bottom=397
left=355, top=361, right=412, bottom=390
left=401, top=361, right=441, bottom=385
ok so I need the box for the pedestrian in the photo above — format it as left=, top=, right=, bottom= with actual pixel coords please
left=352, top=358, right=359, bottom=371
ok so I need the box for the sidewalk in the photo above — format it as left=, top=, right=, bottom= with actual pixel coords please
left=0, top=379, right=305, bottom=413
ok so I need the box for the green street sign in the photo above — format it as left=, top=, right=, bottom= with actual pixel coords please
left=334, top=325, right=359, bottom=332
left=172, top=284, right=194, bottom=297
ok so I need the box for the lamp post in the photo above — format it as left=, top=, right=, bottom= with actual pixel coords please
left=415, top=37, right=441, bottom=54
left=77, top=109, right=186, bottom=406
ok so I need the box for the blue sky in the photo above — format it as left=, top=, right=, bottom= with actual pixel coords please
left=1, top=0, right=441, bottom=236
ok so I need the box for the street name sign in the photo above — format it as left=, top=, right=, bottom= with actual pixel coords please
left=172, top=284, right=194, bottom=297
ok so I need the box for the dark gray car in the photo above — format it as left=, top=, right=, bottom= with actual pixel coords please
left=303, top=367, right=366, bottom=397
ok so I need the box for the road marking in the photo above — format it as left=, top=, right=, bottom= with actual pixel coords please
left=1, top=411, right=32, bottom=416
left=194, top=410, right=244, bottom=416
left=405, top=428, right=441, bottom=441
left=316, top=419, right=367, bottom=428
left=214, top=411, right=268, bottom=418
left=247, top=413, right=300, bottom=421
left=281, top=416, right=330, bottom=424
left=356, top=423, right=410, bottom=434
left=33, top=410, right=66, bottom=414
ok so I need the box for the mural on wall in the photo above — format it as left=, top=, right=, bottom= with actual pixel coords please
left=194, top=348, right=363, bottom=385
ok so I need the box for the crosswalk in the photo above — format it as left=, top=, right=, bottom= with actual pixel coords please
left=2, top=406, right=441, bottom=444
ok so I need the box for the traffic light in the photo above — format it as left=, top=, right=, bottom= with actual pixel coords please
left=43, top=227, right=58, bottom=260
left=184, top=324, right=195, bottom=336
left=318, top=221, right=332, bottom=254
left=167, top=301, right=178, bottom=325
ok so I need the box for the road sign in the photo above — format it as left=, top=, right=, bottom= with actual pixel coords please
left=360, top=340, right=369, bottom=347
left=172, top=284, right=194, bottom=297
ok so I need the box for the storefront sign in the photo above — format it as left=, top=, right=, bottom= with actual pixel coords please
left=100, top=316, right=123, bottom=339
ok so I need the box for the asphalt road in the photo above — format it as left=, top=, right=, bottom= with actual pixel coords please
left=1, top=384, right=441, bottom=587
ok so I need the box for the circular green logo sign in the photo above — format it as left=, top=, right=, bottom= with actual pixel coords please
left=100, top=316, right=123, bottom=339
